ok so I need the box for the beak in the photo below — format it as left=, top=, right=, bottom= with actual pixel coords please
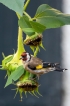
left=19, top=57, right=22, bottom=60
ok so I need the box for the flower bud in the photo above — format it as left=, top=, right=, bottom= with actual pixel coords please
left=1, top=27, right=41, bottom=100
left=24, top=33, right=42, bottom=46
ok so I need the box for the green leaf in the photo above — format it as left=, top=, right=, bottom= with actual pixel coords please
left=2, top=52, right=5, bottom=58
left=35, top=4, right=70, bottom=29
left=23, top=28, right=35, bottom=35
left=40, top=42, right=46, bottom=50
left=0, top=0, right=25, bottom=15
left=19, top=15, right=46, bottom=35
left=5, top=65, right=24, bottom=87
left=30, top=21, right=46, bottom=33
left=35, top=4, right=51, bottom=17
left=2, top=55, right=14, bottom=66
left=18, top=15, right=35, bottom=35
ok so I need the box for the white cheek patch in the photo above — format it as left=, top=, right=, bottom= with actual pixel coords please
left=26, top=53, right=30, bottom=62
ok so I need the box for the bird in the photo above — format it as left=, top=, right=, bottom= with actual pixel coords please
left=20, top=52, right=67, bottom=79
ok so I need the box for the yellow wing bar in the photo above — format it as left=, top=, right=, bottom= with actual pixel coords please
left=36, top=65, right=43, bottom=69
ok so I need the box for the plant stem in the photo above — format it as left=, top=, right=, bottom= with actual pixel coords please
left=9, top=27, right=25, bottom=62
left=34, top=46, right=39, bottom=57
left=16, top=27, right=25, bottom=57
left=32, top=17, right=36, bottom=21
left=24, top=0, right=30, bottom=11
left=16, top=13, right=21, bottom=19
left=23, top=11, right=32, bottom=19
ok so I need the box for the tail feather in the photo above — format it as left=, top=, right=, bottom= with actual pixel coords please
left=43, top=62, right=67, bottom=72
left=43, top=62, right=60, bottom=68
left=54, top=68, right=67, bottom=72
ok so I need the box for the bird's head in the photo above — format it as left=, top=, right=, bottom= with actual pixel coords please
left=20, top=52, right=31, bottom=62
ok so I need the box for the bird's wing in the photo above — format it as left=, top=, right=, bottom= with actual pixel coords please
left=28, top=56, right=43, bottom=69
left=27, top=55, right=61, bottom=70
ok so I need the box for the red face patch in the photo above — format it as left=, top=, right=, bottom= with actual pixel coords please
left=21, top=52, right=27, bottom=57
left=21, top=52, right=27, bottom=61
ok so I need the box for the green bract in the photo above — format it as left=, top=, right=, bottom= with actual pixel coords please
left=1, top=27, right=26, bottom=82
left=14, top=78, right=41, bottom=101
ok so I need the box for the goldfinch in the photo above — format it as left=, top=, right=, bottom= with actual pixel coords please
left=20, top=52, right=67, bottom=78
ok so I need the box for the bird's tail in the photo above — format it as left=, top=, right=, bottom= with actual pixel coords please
left=54, top=68, right=67, bottom=72
left=54, top=63, right=67, bottom=72
left=43, top=62, right=67, bottom=72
